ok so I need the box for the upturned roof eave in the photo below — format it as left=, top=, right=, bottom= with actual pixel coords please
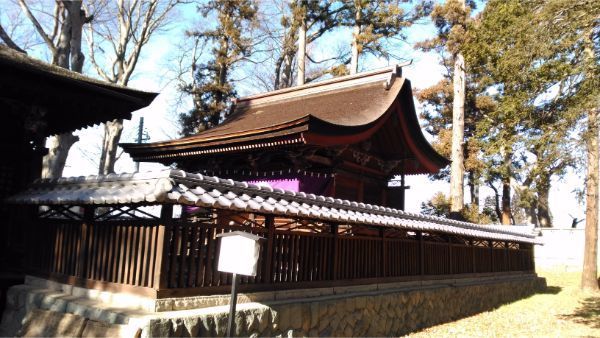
left=124, top=72, right=405, bottom=161
left=122, top=117, right=311, bottom=161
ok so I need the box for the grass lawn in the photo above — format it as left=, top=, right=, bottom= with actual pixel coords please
left=409, top=271, right=600, bottom=337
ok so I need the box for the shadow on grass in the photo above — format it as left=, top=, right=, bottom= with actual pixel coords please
left=539, top=286, right=562, bottom=294
left=561, top=296, right=600, bottom=329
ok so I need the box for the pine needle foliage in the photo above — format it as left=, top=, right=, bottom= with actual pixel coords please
left=179, top=0, right=257, bottom=136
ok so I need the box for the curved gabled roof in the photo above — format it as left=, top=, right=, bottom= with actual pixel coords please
left=122, top=65, right=448, bottom=174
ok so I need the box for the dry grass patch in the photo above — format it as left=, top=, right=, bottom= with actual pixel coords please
left=409, top=271, right=600, bottom=337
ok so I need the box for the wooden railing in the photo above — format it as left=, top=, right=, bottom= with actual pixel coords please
left=27, top=205, right=535, bottom=298
left=28, top=218, right=163, bottom=296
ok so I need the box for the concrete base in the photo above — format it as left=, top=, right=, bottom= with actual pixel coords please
left=1, top=274, right=546, bottom=337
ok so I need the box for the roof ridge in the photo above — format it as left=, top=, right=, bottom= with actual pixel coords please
left=7, top=169, right=538, bottom=243
left=167, top=170, right=536, bottom=240
left=234, top=63, right=408, bottom=107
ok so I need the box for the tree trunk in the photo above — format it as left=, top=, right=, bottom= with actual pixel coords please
left=468, top=171, right=479, bottom=209
left=488, top=182, right=502, bottom=221
left=449, top=58, right=466, bottom=217
left=280, top=53, right=293, bottom=88
left=42, top=133, right=80, bottom=178
left=528, top=202, right=539, bottom=227
left=448, top=0, right=466, bottom=218
left=98, top=119, right=124, bottom=175
left=53, top=3, right=72, bottom=68
left=501, top=177, right=511, bottom=225
left=582, top=107, right=599, bottom=292
left=296, top=11, right=306, bottom=86
left=274, top=53, right=285, bottom=89
left=41, top=1, right=85, bottom=179
left=66, top=1, right=85, bottom=73
left=537, top=174, right=552, bottom=227
left=350, top=4, right=361, bottom=75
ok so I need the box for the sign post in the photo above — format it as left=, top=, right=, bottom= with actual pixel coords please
left=216, top=231, right=263, bottom=337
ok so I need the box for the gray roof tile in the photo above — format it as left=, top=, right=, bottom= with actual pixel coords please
left=7, top=170, right=539, bottom=243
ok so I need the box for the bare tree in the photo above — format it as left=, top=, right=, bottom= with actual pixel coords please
left=84, top=0, right=183, bottom=175
left=5, top=0, right=92, bottom=178
left=296, top=11, right=306, bottom=85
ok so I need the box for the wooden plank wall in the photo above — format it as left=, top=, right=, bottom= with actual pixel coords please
left=161, top=215, right=536, bottom=291
left=29, top=218, right=163, bottom=290
left=28, top=206, right=536, bottom=297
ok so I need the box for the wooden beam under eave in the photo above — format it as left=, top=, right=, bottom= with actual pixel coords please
left=305, top=154, right=333, bottom=166
left=340, top=160, right=387, bottom=178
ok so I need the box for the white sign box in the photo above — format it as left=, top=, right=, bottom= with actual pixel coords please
left=217, top=231, right=263, bottom=277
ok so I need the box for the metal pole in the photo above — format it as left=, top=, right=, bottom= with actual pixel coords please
left=226, top=273, right=238, bottom=337
left=135, top=117, right=144, bottom=172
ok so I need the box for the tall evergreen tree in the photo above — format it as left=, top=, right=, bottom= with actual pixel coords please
left=274, top=1, right=344, bottom=88
left=418, top=0, right=473, bottom=220
left=417, top=74, right=495, bottom=223
left=465, top=0, right=598, bottom=287
left=465, top=0, right=596, bottom=228
left=179, top=0, right=257, bottom=135
left=343, top=0, right=432, bottom=74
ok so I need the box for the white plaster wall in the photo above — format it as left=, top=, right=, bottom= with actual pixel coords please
left=535, top=228, right=600, bottom=272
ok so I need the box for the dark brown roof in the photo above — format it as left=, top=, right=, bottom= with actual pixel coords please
left=0, top=45, right=158, bottom=135
left=122, top=65, right=449, bottom=174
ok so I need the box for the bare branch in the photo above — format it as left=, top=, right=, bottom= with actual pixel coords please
left=49, top=3, right=60, bottom=43
left=0, top=23, right=26, bottom=53
left=306, top=54, right=342, bottom=65
left=83, top=16, right=114, bottom=82
left=18, top=0, right=56, bottom=54
left=120, top=0, right=157, bottom=84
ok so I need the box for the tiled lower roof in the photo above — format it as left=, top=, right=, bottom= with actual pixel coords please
left=8, top=170, right=538, bottom=243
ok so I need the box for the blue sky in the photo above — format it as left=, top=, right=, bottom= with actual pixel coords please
left=2, top=0, right=585, bottom=227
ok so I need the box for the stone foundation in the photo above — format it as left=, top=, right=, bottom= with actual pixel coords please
left=1, top=274, right=546, bottom=337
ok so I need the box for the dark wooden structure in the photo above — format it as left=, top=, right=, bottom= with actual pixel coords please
left=123, top=66, right=449, bottom=210
left=0, top=44, right=157, bottom=276
left=9, top=171, right=537, bottom=299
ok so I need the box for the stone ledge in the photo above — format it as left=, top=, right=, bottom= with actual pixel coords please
left=18, top=308, right=86, bottom=337
left=1, top=275, right=546, bottom=337
left=139, top=275, right=547, bottom=337
left=24, top=276, right=157, bottom=312
left=17, top=273, right=541, bottom=314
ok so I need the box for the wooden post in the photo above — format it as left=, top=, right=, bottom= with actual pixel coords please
left=471, top=239, right=476, bottom=273
left=155, top=204, right=173, bottom=290
left=505, top=241, right=510, bottom=271
left=77, top=206, right=94, bottom=279
left=418, top=231, right=424, bottom=276
left=489, top=240, right=494, bottom=273
left=399, top=173, right=406, bottom=210
left=380, top=229, right=386, bottom=277
left=264, top=215, right=275, bottom=283
left=331, top=224, right=339, bottom=280
left=530, top=244, right=535, bottom=272
left=448, top=236, right=453, bottom=275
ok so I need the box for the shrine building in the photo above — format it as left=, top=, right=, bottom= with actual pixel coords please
left=122, top=65, right=449, bottom=210
left=1, top=62, right=545, bottom=337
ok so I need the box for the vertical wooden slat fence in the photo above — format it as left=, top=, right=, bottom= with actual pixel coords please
left=29, top=216, right=164, bottom=293
left=28, top=204, right=537, bottom=298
